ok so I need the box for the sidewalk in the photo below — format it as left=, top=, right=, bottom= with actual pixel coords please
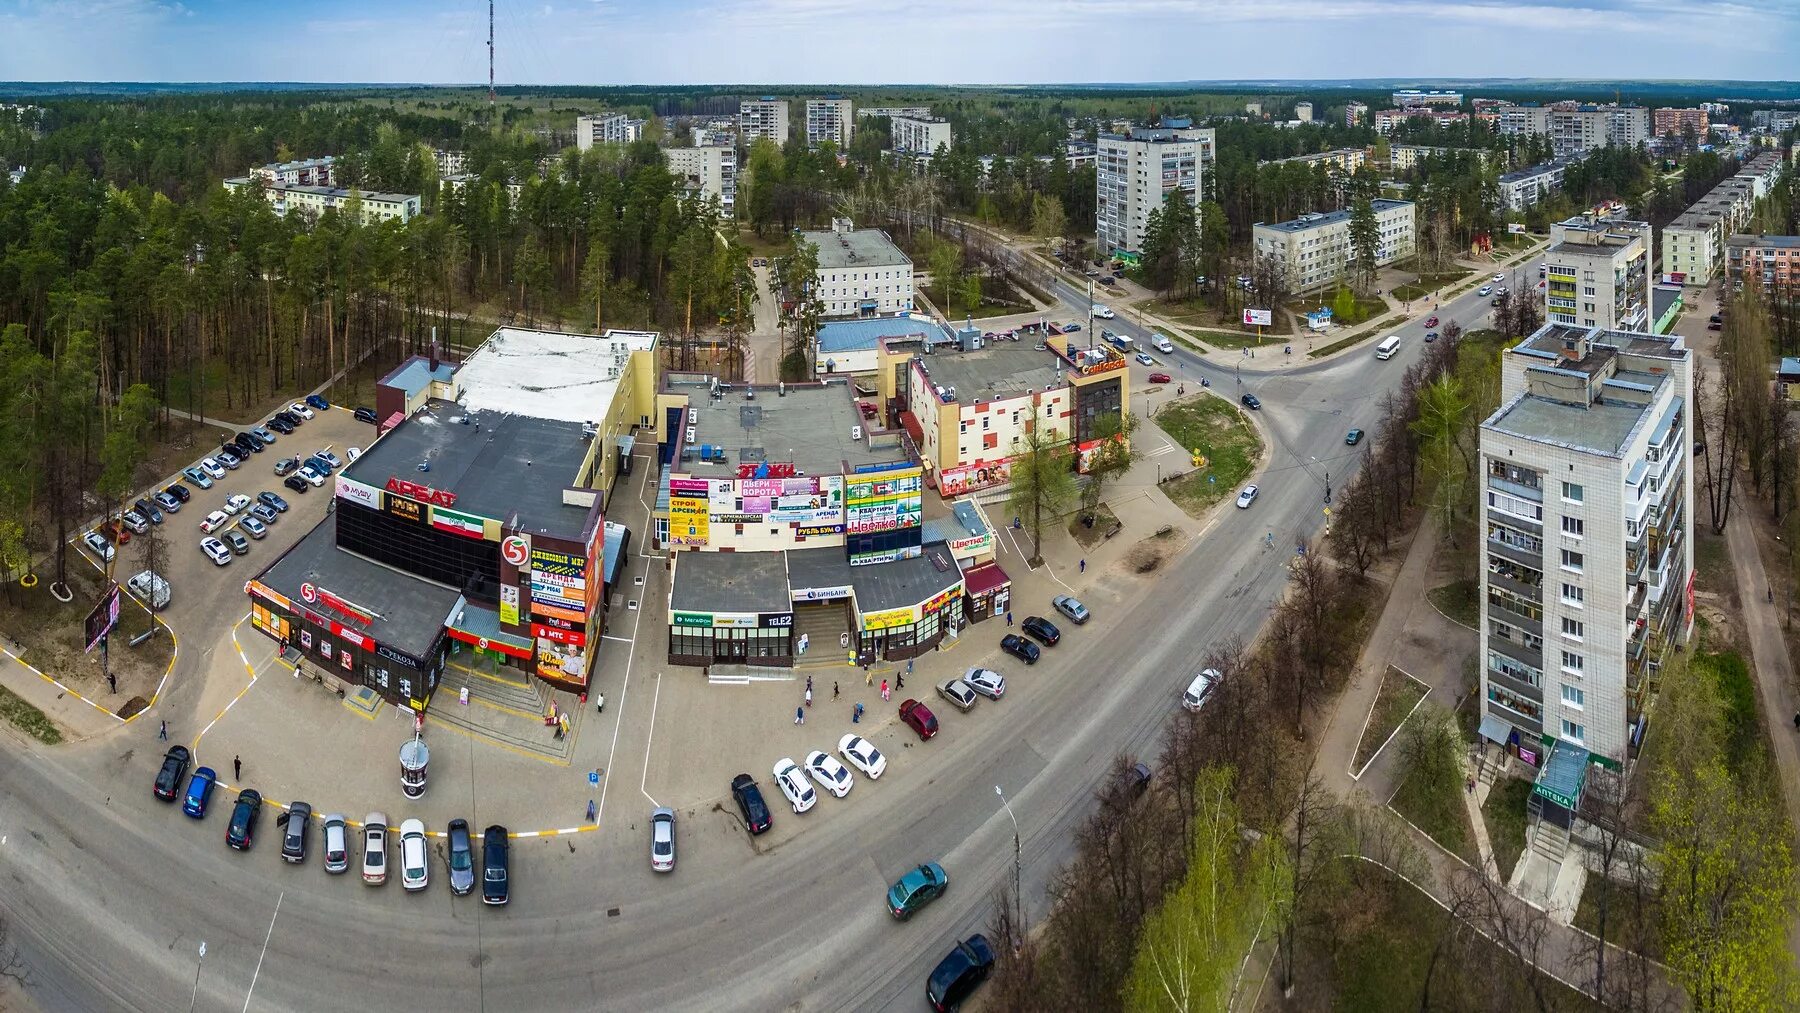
left=0, top=639, right=124, bottom=741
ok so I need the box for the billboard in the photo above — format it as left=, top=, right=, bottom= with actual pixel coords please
left=84, top=583, right=122, bottom=653
left=1242, top=308, right=1273, bottom=327
left=669, top=478, right=710, bottom=546
left=430, top=506, right=489, bottom=539
left=844, top=466, right=923, bottom=535
left=938, top=461, right=1012, bottom=497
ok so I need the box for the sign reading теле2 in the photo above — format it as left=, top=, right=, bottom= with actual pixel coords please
left=673, top=612, right=792, bottom=629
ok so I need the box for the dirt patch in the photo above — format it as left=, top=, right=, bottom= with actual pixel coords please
left=1067, top=503, right=1121, bottom=548
left=140, top=418, right=237, bottom=491
left=0, top=567, right=172, bottom=709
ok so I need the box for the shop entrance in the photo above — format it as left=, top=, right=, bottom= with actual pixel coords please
left=791, top=601, right=853, bottom=660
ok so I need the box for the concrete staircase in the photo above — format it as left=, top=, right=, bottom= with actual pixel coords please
left=429, top=658, right=576, bottom=763
left=792, top=603, right=853, bottom=664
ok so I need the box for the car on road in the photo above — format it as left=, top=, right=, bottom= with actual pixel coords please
left=126, top=570, right=171, bottom=611
left=1346, top=428, right=1364, bottom=445
left=1235, top=485, right=1260, bottom=509
left=887, top=862, right=948, bottom=919
left=226, top=789, right=262, bottom=850
left=354, top=406, right=379, bottom=424
left=1051, top=594, right=1090, bottom=625
left=363, top=813, right=388, bottom=885
left=322, top=813, right=350, bottom=874
left=249, top=503, right=278, bottom=524
left=1492, top=272, right=1505, bottom=282
left=251, top=425, right=278, bottom=445
left=182, top=766, right=217, bottom=818
left=154, top=489, right=182, bottom=513
left=239, top=514, right=266, bottom=539
left=153, top=745, right=191, bottom=801
left=1148, top=371, right=1172, bottom=384
left=1240, top=393, right=1262, bottom=410
left=183, top=466, right=213, bottom=490
left=1135, top=352, right=1154, bottom=365
left=772, top=758, right=818, bottom=814
left=898, top=699, right=939, bottom=741
left=448, top=818, right=475, bottom=895
left=1063, top=322, right=1081, bottom=332
left=400, top=818, right=429, bottom=890
left=199, top=510, right=229, bottom=533
left=200, top=457, right=227, bottom=480
left=133, top=498, right=162, bottom=524
left=296, top=464, right=326, bottom=487
left=1708, top=320, right=1722, bottom=331
left=936, top=677, right=978, bottom=712
left=289, top=402, right=315, bottom=420
left=482, top=825, right=511, bottom=903
left=1092, top=304, right=1115, bottom=320
left=1477, top=285, right=1493, bottom=297
left=927, top=934, right=996, bottom=1011
left=999, top=634, right=1040, bottom=665
left=82, top=530, right=114, bottom=562
left=305, top=394, right=330, bottom=411
left=223, top=529, right=250, bottom=555
left=838, top=735, right=888, bottom=779
left=283, top=474, right=310, bottom=494
left=803, top=751, right=854, bottom=798
left=224, top=493, right=252, bottom=515
left=1425, top=331, right=1439, bottom=342
left=278, top=801, right=312, bottom=864
left=1183, top=668, right=1220, bottom=712
left=649, top=808, right=676, bottom=872
left=1021, top=616, right=1060, bottom=646
left=258, top=490, right=289, bottom=513
left=200, top=537, right=232, bottom=566
left=731, top=773, right=773, bottom=834
left=1423, top=315, right=1439, bottom=328
left=962, top=668, right=1006, bottom=700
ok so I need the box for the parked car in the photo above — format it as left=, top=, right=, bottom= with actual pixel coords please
left=962, top=668, right=1006, bottom=700
left=133, top=498, right=162, bottom=524
left=400, top=818, right=429, bottom=890
left=772, top=758, right=818, bottom=814
left=1021, top=615, right=1061, bottom=646
left=274, top=409, right=302, bottom=427
left=223, top=530, right=250, bottom=555
left=898, top=699, right=939, bottom=741
left=257, top=490, right=289, bottom=512
left=215, top=446, right=241, bottom=469
left=297, top=465, right=326, bottom=487
left=234, top=432, right=263, bottom=455
left=1183, top=669, right=1220, bottom=712
left=278, top=801, right=312, bottom=864
left=1708, top=320, right=1722, bottom=331
left=315, top=448, right=342, bottom=469
left=837, top=734, right=888, bottom=779
left=154, top=489, right=183, bottom=513
left=887, top=862, right=948, bottom=919
left=1063, top=322, right=1082, bottom=332
left=126, top=570, right=171, bottom=611
left=322, top=814, right=350, bottom=874
left=731, top=773, right=772, bottom=834
left=249, top=504, right=277, bottom=525
left=289, top=402, right=315, bottom=420
left=1236, top=485, right=1260, bottom=509
left=182, top=766, right=217, bottom=818
left=153, top=745, right=191, bottom=801
left=164, top=482, right=191, bottom=504
left=306, top=455, right=335, bottom=476
left=305, top=394, right=331, bottom=411
left=1240, top=393, right=1262, bottom=410
left=1119, top=761, right=1154, bottom=797
left=482, top=825, right=511, bottom=903
left=1346, top=428, right=1364, bottom=445
left=1051, top=594, right=1090, bottom=624
left=649, top=808, right=676, bottom=872
left=183, top=466, right=213, bottom=490
left=803, top=750, right=854, bottom=798
left=448, top=818, right=475, bottom=896
left=200, top=457, right=226, bottom=479
left=226, top=789, right=262, bottom=850
left=1148, top=371, right=1172, bottom=384
left=999, top=634, right=1039, bottom=665
left=251, top=425, right=278, bottom=445
left=936, top=677, right=978, bottom=712
left=354, top=406, right=379, bottom=424
left=363, top=813, right=389, bottom=885
left=224, top=493, right=252, bottom=515
left=82, top=530, right=114, bottom=562
left=200, top=537, right=232, bottom=566
left=102, top=518, right=131, bottom=544
left=927, top=935, right=996, bottom=1012
left=266, top=416, right=294, bottom=435
left=284, top=474, right=311, bottom=494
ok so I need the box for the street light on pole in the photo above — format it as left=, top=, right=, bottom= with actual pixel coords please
left=995, top=785, right=1023, bottom=936
left=189, top=940, right=206, bottom=1013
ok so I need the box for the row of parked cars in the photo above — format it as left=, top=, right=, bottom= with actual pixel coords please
left=997, top=593, right=1089, bottom=666
left=154, top=745, right=511, bottom=902
left=728, top=733, right=890, bottom=838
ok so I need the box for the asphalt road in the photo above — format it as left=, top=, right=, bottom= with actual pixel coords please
left=0, top=279, right=1506, bottom=1013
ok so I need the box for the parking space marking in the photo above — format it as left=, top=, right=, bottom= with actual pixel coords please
left=601, top=635, right=633, bottom=644
left=639, top=671, right=662, bottom=807
left=241, top=890, right=284, bottom=1013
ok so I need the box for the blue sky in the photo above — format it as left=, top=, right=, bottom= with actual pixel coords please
left=2, top=0, right=1797, bottom=84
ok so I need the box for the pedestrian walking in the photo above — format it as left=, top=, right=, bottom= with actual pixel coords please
left=1006, top=611, right=1014, bottom=627
left=895, top=672, right=904, bottom=690
left=1079, top=558, right=1086, bottom=573
left=795, top=705, right=805, bottom=725
left=833, top=681, right=840, bottom=700
left=865, top=664, right=874, bottom=686
left=158, top=720, right=167, bottom=740
left=107, top=672, right=116, bottom=693
left=806, top=675, right=814, bottom=694
left=232, top=755, right=241, bottom=781
left=805, top=687, right=813, bottom=708
left=880, top=678, right=890, bottom=702
left=853, top=702, right=864, bottom=723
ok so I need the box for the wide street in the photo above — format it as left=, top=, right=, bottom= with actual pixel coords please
left=0, top=275, right=1512, bottom=1012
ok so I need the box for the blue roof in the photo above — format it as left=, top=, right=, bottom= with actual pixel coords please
left=816, top=315, right=955, bottom=354
left=1534, top=739, right=1590, bottom=808
left=380, top=355, right=458, bottom=400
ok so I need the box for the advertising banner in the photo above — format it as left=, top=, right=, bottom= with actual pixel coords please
left=948, top=532, right=993, bottom=556
left=499, top=585, right=520, bottom=626
left=335, top=475, right=383, bottom=511
left=938, top=461, right=1012, bottom=498
left=532, top=599, right=587, bottom=624
left=1242, top=308, right=1273, bottom=327
left=531, top=623, right=587, bottom=647
left=669, top=478, right=710, bottom=495
left=797, top=524, right=845, bottom=537
left=529, top=547, right=585, bottom=578
left=792, top=585, right=852, bottom=602
left=862, top=605, right=919, bottom=631
left=845, top=467, right=923, bottom=534
left=670, top=492, right=710, bottom=546
left=537, top=641, right=586, bottom=683
left=387, top=495, right=423, bottom=523
left=431, top=506, right=489, bottom=539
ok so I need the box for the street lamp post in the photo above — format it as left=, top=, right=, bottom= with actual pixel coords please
left=189, top=940, right=206, bottom=1013
left=995, top=785, right=1023, bottom=936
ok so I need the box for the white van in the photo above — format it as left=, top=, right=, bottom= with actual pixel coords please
left=1092, top=304, right=1116, bottom=320
left=1375, top=335, right=1402, bottom=360
left=1151, top=333, right=1175, bottom=354
left=126, top=570, right=171, bottom=611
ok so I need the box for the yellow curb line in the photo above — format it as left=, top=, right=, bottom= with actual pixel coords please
left=0, top=646, right=126, bottom=723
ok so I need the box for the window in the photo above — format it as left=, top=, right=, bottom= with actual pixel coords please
left=1561, top=617, right=1584, bottom=640
left=1561, top=684, right=1585, bottom=708
left=1560, top=549, right=1583, bottom=572
left=1561, top=516, right=1584, bottom=537
left=1560, top=719, right=1586, bottom=743
left=1561, top=582, right=1584, bottom=605
left=1560, top=650, right=1584, bottom=674
left=1561, top=482, right=1583, bottom=503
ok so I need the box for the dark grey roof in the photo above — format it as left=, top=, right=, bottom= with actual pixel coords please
left=787, top=545, right=853, bottom=593
left=850, top=541, right=961, bottom=613
left=255, top=519, right=462, bottom=659
left=669, top=550, right=789, bottom=614
left=338, top=399, right=596, bottom=540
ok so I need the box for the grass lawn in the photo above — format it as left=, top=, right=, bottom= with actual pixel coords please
left=1353, top=666, right=1429, bottom=775
left=0, top=565, right=172, bottom=707
left=921, top=280, right=1032, bottom=320
left=1574, top=875, right=1665, bottom=961
left=1288, top=291, right=1385, bottom=326
left=1427, top=579, right=1480, bottom=628
left=1152, top=395, right=1262, bottom=518
left=0, top=684, right=62, bottom=744
left=1482, top=776, right=1534, bottom=881
left=1309, top=324, right=1389, bottom=359
left=1183, top=327, right=1287, bottom=350
left=1389, top=712, right=1480, bottom=866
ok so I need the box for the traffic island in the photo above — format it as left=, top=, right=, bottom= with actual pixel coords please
left=1150, top=397, right=1262, bottom=518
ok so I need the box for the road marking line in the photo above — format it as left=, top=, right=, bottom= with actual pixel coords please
left=242, top=890, right=284, bottom=1013
left=601, top=635, right=633, bottom=644
left=640, top=671, right=662, bottom=807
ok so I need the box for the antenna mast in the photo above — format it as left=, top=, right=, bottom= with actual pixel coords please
left=487, top=0, right=495, bottom=109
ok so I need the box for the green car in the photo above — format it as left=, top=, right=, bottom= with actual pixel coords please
left=887, top=862, right=948, bottom=920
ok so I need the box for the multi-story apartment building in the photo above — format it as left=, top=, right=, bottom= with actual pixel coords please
left=1497, top=156, right=1583, bottom=211
left=1544, top=215, right=1652, bottom=331
left=739, top=98, right=790, bottom=146
left=797, top=218, right=913, bottom=317
left=690, top=127, right=735, bottom=148
left=1653, top=108, right=1709, bottom=138
left=1726, top=234, right=1800, bottom=293
left=1251, top=199, right=1416, bottom=294
left=806, top=97, right=854, bottom=148
left=576, top=112, right=644, bottom=149
left=250, top=157, right=336, bottom=188
left=1478, top=324, right=1693, bottom=770
left=664, top=143, right=738, bottom=218
left=1294, top=101, right=1314, bottom=123
left=1393, top=89, right=1463, bottom=107
left=1660, top=160, right=1773, bottom=283
left=1547, top=105, right=1651, bottom=157
left=1262, top=147, right=1366, bottom=173
left=223, top=177, right=420, bottom=225
left=891, top=115, right=952, bottom=155
left=1383, top=144, right=1493, bottom=173
left=859, top=106, right=933, bottom=121
left=1373, top=108, right=1469, bottom=134
left=1734, top=151, right=1786, bottom=199
left=434, top=149, right=467, bottom=177
left=1345, top=101, right=1369, bottom=127
left=1495, top=103, right=1553, bottom=138
left=1095, top=118, right=1217, bottom=259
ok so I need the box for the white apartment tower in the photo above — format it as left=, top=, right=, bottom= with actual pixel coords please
left=1095, top=118, right=1217, bottom=259
left=891, top=115, right=952, bottom=155
left=806, top=98, right=854, bottom=149
left=739, top=98, right=790, bottom=147
left=1544, top=215, right=1652, bottom=331
left=1251, top=200, right=1417, bottom=294
left=664, top=144, right=738, bottom=218
left=577, top=112, right=644, bottom=149
left=1478, top=324, right=1693, bottom=770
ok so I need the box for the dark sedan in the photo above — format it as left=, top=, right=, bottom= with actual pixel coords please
left=927, top=935, right=996, bottom=1012
left=482, top=825, right=510, bottom=905
left=1000, top=634, right=1040, bottom=665
left=283, top=475, right=310, bottom=494
left=1240, top=393, right=1262, bottom=410
left=153, top=745, right=191, bottom=801
left=1021, top=615, right=1061, bottom=646
left=226, top=789, right=262, bottom=850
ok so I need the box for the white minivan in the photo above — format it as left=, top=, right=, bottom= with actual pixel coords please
left=1151, top=333, right=1175, bottom=354
left=1375, top=335, right=1402, bottom=360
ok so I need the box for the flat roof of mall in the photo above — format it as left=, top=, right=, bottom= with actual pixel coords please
left=340, top=398, right=596, bottom=538
left=679, top=383, right=891, bottom=475
left=257, top=519, right=462, bottom=659
left=454, top=326, right=658, bottom=425
left=911, top=339, right=1070, bottom=402
left=670, top=549, right=790, bottom=614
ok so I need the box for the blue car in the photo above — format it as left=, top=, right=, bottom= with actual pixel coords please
left=183, top=766, right=218, bottom=818
left=305, top=394, right=331, bottom=411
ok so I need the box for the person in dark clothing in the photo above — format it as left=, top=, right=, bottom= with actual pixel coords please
left=232, top=755, right=241, bottom=781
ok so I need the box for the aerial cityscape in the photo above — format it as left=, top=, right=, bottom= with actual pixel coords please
left=2, top=2, right=1800, bottom=1011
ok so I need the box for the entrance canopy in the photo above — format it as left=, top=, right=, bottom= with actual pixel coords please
left=1477, top=712, right=1513, bottom=746
left=1533, top=739, right=1590, bottom=811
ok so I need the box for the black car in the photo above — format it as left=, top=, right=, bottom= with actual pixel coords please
left=999, top=634, right=1040, bottom=665
left=266, top=416, right=294, bottom=434
left=258, top=490, right=289, bottom=513
left=354, top=406, right=379, bottom=424
left=236, top=432, right=264, bottom=454
left=927, top=934, right=996, bottom=1012
left=275, top=409, right=302, bottom=427
left=305, top=394, right=331, bottom=411
left=153, top=744, right=191, bottom=801
left=133, top=497, right=162, bottom=524
left=731, top=773, right=772, bottom=835
left=1240, top=393, right=1262, bottom=410
left=1021, top=616, right=1061, bottom=647
left=481, top=824, right=510, bottom=905
left=165, top=482, right=191, bottom=503
left=284, top=474, right=310, bottom=494
left=227, top=789, right=263, bottom=850
left=278, top=801, right=312, bottom=863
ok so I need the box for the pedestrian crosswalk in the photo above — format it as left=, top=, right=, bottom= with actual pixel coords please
left=1144, top=442, right=1177, bottom=458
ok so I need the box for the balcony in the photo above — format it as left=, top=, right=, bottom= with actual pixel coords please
left=1487, top=535, right=1542, bottom=569
left=1488, top=475, right=1543, bottom=502
left=1488, top=634, right=1545, bottom=675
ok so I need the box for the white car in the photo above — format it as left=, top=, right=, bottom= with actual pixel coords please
left=239, top=516, right=267, bottom=539
left=82, top=530, right=115, bottom=562
left=963, top=668, right=1006, bottom=700
left=1092, top=304, right=1115, bottom=320
left=297, top=465, right=326, bottom=487
left=200, top=457, right=227, bottom=480
left=772, top=758, right=817, bottom=813
left=199, top=510, right=230, bottom=533
left=125, top=570, right=171, bottom=611
left=1135, top=352, right=1154, bottom=366
left=290, top=402, right=315, bottom=420
left=837, top=734, right=888, bottom=780
left=399, top=818, right=429, bottom=891
left=650, top=807, right=676, bottom=872
left=363, top=812, right=388, bottom=885
left=803, top=750, right=854, bottom=798
left=1491, top=272, right=1505, bottom=282
left=200, top=537, right=232, bottom=566
left=121, top=510, right=149, bottom=534
left=223, top=494, right=252, bottom=515
left=347, top=446, right=363, bottom=463
left=1235, top=485, right=1259, bottom=509
left=1183, top=669, right=1220, bottom=712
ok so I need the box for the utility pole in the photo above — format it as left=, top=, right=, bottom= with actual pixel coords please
left=995, top=785, right=1023, bottom=937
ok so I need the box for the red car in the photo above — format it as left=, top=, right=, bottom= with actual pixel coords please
left=1423, top=315, right=1439, bottom=329
left=1149, top=372, right=1172, bottom=384
left=898, top=699, right=939, bottom=741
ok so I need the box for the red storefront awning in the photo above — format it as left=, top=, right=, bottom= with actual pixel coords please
left=961, top=561, right=1011, bottom=597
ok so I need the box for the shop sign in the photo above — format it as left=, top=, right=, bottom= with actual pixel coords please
left=793, top=585, right=852, bottom=601
left=532, top=589, right=586, bottom=613
left=376, top=643, right=420, bottom=670
left=852, top=460, right=913, bottom=474
left=922, top=585, right=961, bottom=614
left=948, top=532, right=993, bottom=555
left=711, top=513, right=760, bottom=525
left=531, top=572, right=586, bottom=594
left=712, top=614, right=758, bottom=629
left=300, top=582, right=374, bottom=625
left=536, top=613, right=580, bottom=631
left=735, top=462, right=796, bottom=479
left=500, top=535, right=531, bottom=567
left=529, top=547, right=585, bottom=577
left=431, top=506, right=488, bottom=539
left=849, top=547, right=912, bottom=566
left=938, top=461, right=1013, bottom=498
left=797, top=524, right=845, bottom=537
left=862, top=605, right=919, bottom=631
left=331, top=620, right=373, bottom=652
left=499, top=585, right=520, bottom=626
left=245, top=580, right=293, bottom=610
left=335, top=475, right=383, bottom=510
left=532, top=623, right=588, bottom=647
left=669, top=478, right=710, bottom=495
left=386, top=477, right=458, bottom=507
left=759, top=612, right=794, bottom=628
left=446, top=626, right=532, bottom=659
left=532, top=599, right=587, bottom=624
left=672, top=612, right=713, bottom=628
left=387, top=495, right=423, bottom=523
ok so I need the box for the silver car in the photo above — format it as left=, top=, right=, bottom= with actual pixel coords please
left=362, top=812, right=389, bottom=885
left=936, top=677, right=978, bottom=712
left=1051, top=594, right=1090, bottom=624
left=650, top=807, right=675, bottom=872
left=963, top=668, right=1006, bottom=700
left=322, top=813, right=350, bottom=874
